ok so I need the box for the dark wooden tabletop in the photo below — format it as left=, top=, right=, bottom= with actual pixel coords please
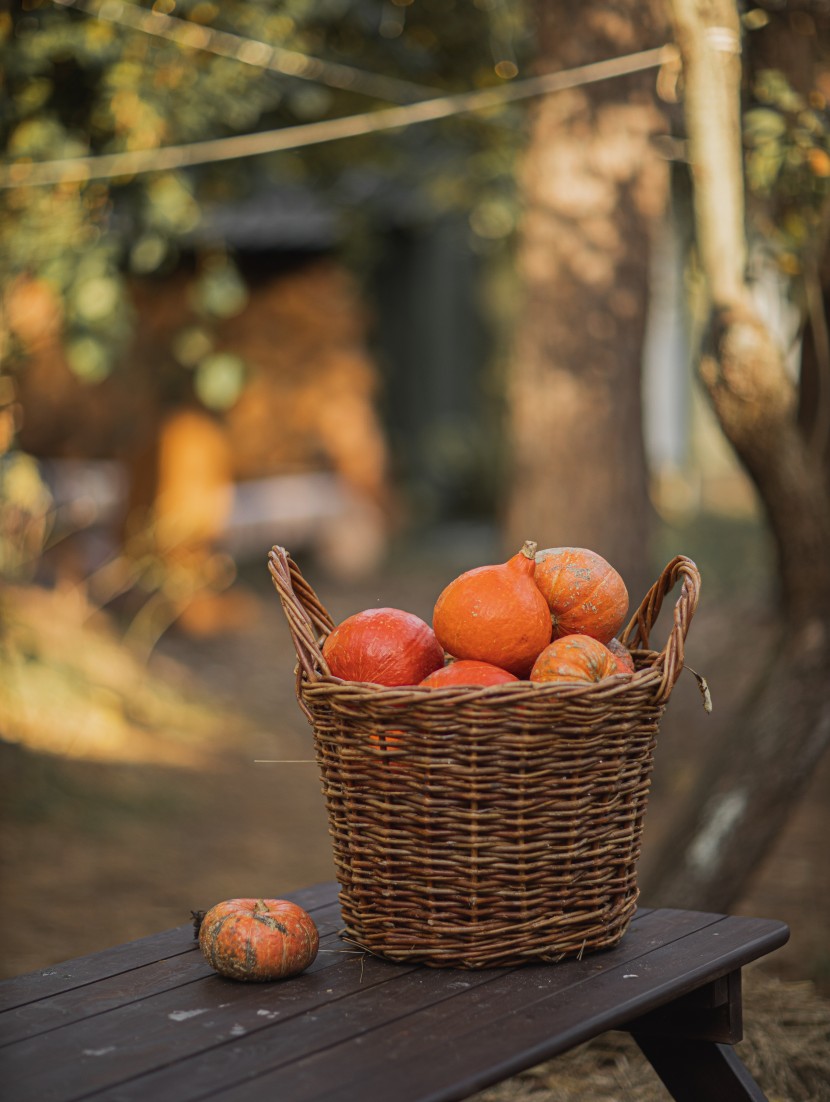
left=0, top=882, right=789, bottom=1102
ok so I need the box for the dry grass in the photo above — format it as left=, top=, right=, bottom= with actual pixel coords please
left=0, top=583, right=236, bottom=767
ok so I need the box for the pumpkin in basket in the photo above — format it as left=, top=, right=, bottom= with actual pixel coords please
left=530, top=633, right=619, bottom=685
left=607, top=635, right=636, bottom=674
left=432, top=540, right=552, bottom=677
left=322, top=607, right=444, bottom=686
left=420, top=659, right=519, bottom=687
left=534, top=546, right=628, bottom=644
left=198, top=898, right=319, bottom=981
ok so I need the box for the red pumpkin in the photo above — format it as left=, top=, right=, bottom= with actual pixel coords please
left=607, top=635, right=636, bottom=674
left=534, top=546, right=629, bottom=644
left=322, top=607, right=444, bottom=686
left=529, top=634, right=618, bottom=685
left=432, top=541, right=552, bottom=677
left=198, top=898, right=319, bottom=981
left=420, top=660, right=519, bottom=688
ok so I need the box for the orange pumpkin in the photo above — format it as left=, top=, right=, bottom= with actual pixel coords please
left=529, top=634, right=618, bottom=685
left=534, top=546, right=628, bottom=644
left=432, top=540, right=552, bottom=677
left=607, top=635, right=636, bottom=674
left=322, top=607, right=444, bottom=686
left=198, top=898, right=319, bottom=981
left=420, top=660, right=519, bottom=688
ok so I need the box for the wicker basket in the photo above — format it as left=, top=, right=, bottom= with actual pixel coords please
left=268, top=547, right=702, bottom=969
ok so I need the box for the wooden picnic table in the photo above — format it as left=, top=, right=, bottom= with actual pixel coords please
left=0, top=881, right=788, bottom=1102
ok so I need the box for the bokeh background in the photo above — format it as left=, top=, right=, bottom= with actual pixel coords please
left=2, top=2, right=830, bottom=1093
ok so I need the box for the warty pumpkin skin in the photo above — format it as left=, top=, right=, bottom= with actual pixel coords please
left=529, top=634, right=619, bottom=685
left=432, top=540, right=552, bottom=677
left=322, top=607, right=444, bottom=686
left=534, top=547, right=629, bottom=644
left=198, top=899, right=319, bottom=981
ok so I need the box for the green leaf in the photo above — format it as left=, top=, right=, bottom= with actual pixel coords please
left=193, top=352, right=246, bottom=410
left=172, top=326, right=214, bottom=368
left=66, top=336, right=113, bottom=383
left=743, top=108, right=787, bottom=144
left=191, top=260, right=248, bottom=319
left=129, top=234, right=169, bottom=275
left=72, top=276, right=120, bottom=323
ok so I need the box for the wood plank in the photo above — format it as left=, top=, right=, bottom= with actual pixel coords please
left=0, top=926, right=197, bottom=1015
left=59, top=909, right=680, bottom=1102
left=0, top=906, right=655, bottom=1102
left=0, top=902, right=345, bottom=1048
left=205, top=914, right=787, bottom=1102
left=1, top=934, right=413, bottom=1102
left=0, top=882, right=339, bottom=1013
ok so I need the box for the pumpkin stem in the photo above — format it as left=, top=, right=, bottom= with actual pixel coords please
left=254, top=899, right=269, bottom=913
left=191, top=909, right=206, bottom=938
left=519, top=540, right=538, bottom=560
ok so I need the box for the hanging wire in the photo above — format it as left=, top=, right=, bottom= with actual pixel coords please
left=0, top=43, right=676, bottom=189
left=50, top=0, right=439, bottom=103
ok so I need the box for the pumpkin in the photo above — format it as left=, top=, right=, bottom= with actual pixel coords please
left=420, top=659, right=520, bottom=688
left=368, top=727, right=407, bottom=766
left=534, top=546, right=629, bottom=644
left=432, top=540, right=552, bottom=677
left=322, top=607, right=444, bottom=686
left=198, top=898, right=319, bottom=981
left=529, top=633, right=618, bottom=685
left=607, top=635, right=636, bottom=674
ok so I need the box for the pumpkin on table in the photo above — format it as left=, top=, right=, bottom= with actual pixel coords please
left=198, top=898, right=319, bottom=981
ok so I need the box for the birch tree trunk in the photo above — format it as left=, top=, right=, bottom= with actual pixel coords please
left=645, top=0, right=830, bottom=911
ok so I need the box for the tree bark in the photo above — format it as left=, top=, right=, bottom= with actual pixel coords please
left=504, top=0, right=668, bottom=598
left=645, top=0, right=830, bottom=912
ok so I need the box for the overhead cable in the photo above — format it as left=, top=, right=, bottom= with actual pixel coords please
left=0, top=45, right=675, bottom=189
left=51, top=0, right=439, bottom=104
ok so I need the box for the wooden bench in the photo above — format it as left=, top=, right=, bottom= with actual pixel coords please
left=0, top=881, right=789, bottom=1102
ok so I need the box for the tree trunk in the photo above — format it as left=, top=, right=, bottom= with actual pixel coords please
left=504, top=0, right=668, bottom=598
left=645, top=0, right=830, bottom=912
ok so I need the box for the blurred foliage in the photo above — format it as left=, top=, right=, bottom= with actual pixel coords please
left=0, top=580, right=237, bottom=765
left=744, top=67, right=830, bottom=275
left=0, top=449, right=53, bottom=580
left=0, top=0, right=531, bottom=393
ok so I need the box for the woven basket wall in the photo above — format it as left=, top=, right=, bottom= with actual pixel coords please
left=269, top=548, right=701, bottom=969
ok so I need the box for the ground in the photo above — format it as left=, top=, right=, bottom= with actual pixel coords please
left=1, top=525, right=829, bottom=1099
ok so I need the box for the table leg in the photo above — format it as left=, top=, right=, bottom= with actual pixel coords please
left=632, top=1035, right=769, bottom=1102
left=628, top=970, right=768, bottom=1102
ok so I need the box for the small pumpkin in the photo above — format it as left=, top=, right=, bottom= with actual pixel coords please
left=198, top=898, right=319, bottom=982
left=432, top=540, right=552, bottom=677
left=420, top=659, right=520, bottom=688
left=534, top=546, right=629, bottom=644
left=529, top=633, right=618, bottom=685
left=607, top=635, right=636, bottom=674
left=322, top=607, right=444, bottom=686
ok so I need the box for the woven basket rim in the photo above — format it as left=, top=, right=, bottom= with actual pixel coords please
left=268, top=547, right=702, bottom=712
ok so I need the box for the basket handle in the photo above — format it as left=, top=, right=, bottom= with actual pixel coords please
left=268, top=546, right=334, bottom=697
left=269, top=544, right=701, bottom=710
left=620, top=554, right=701, bottom=704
